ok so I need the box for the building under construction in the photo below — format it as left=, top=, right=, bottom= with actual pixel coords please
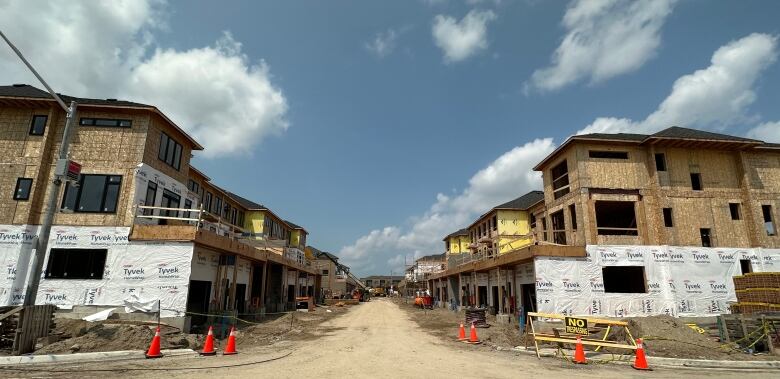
left=0, top=84, right=321, bottom=331
left=428, top=127, right=780, bottom=322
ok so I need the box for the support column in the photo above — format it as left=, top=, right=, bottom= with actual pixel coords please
left=498, top=268, right=503, bottom=314
left=259, top=262, right=268, bottom=316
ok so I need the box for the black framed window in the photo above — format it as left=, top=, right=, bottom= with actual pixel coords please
left=61, top=174, right=122, bottom=213
left=29, top=115, right=48, bottom=135
left=188, top=179, right=200, bottom=193
left=143, top=181, right=158, bottom=215
left=45, top=248, right=107, bottom=279
left=79, top=118, right=131, bottom=128
left=160, top=189, right=181, bottom=218
left=204, top=192, right=212, bottom=211
left=14, top=178, right=33, bottom=200
left=184, top=199, right=193, bottom=219
left=158, top=132, right=182, bottom=170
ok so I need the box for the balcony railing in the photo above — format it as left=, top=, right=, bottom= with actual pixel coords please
left=133, top=205, right=310, bottom=267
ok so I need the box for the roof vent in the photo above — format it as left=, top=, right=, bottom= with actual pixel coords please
left=106, top=98, right=117, bottom=101
left=12, top=83, right=26, bottom=87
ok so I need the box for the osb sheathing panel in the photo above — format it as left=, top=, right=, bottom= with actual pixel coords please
left=579, top=144, right=649, bottom=190
left=661, top=148, right=741, bottom=190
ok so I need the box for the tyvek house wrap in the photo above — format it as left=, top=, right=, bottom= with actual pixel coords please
left=535, top=245, right=780, bottom=318
left=0, top=225, right=193, bottom=317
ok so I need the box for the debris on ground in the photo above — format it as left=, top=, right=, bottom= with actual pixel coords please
left=624, top=315, right=775, bottom=360
left=23, top=305, right=350, bottom=355
left=398, top=299, right=777, bottom=361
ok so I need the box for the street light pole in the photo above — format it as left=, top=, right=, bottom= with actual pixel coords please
left=0, top=28, right=79, bottom=306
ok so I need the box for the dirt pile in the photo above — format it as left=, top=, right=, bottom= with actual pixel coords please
left=623, top=315, right=760, bottom=360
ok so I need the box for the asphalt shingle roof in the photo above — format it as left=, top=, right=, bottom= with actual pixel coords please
left=226, top=191, right=266, bottom=210
left=495, top=190, right=545, bottom=210
left=443, top=228, right=469, bottom=240
left=0, top=84, right=151, bottom=108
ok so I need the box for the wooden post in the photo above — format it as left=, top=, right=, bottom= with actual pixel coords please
left=762, top=315, right=774, bottom=354
left=229, top=255, right=238, bottom=312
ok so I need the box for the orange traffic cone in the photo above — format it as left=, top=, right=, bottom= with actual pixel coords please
left=632, top=338, right=651, bottom=370
left=200, top=326, right=217, bottom=356
left=223, top=326, right=238, bottom=355
left=466, top=322, right=481, bottom=344
left=457, top=323, right=467, bottom=341
left=573, top=335, right=587, bottom=364
left=145, top=326, right=163, bottom=359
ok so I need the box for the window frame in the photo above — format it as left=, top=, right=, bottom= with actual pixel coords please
left=61, top=174, right=122, bottom=213
left=595, top=201, right=639, bottom=236
left=690, top=173, right=703, bottom=191
left=29, top=115, right=48, bottom=135
left=551, top=160, right=570, bottom=200
left=763, top=205, right=777, bottom=236
left=700, top=228, right=712, bottom=247
left=13, top=178, right=33, bottom=201
left=79, top=117, right=132, bottom=128
left=602, top=266, right=647, bottom=294
left=45, top=248, right=107, bottom=280
left=654, top=153, right=667, bottom=172
left=662, top=207, right=673, bottom=227
left=588, top=150, right=629, bottom=159
left=157, top=132, right=182, bottom=171
left=729, top=203, right=741, bottom=221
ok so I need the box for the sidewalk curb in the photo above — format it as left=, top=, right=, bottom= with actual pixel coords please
left=511, top=346, right=780, bottom=370
left=0, top=349, right=197, bottom=366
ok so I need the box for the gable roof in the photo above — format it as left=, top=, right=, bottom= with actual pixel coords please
left=226, top=191, right=266, bottom=211
left=467, top=190, right=544, bottom=231
left=443, top=228, right=469, bottom=241
left=416, top=253, right=445, bottom=262
left=0, top=84, right=203, bottom=150
left=534, top=126, right=769, bottom=170
left=495, top=190, right=545, bottom=210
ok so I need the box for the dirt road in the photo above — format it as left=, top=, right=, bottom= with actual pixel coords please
left=4, top=299, right=777, bottom=378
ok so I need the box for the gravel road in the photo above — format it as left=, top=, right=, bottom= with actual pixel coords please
left=4, top=299, right=777, bottom=378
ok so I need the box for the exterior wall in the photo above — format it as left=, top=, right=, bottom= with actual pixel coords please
left=245, top=211, right=265, bottom=235
left=447, top=235, right=470, bottom=254
left=497, top=209, right=532, bottom=253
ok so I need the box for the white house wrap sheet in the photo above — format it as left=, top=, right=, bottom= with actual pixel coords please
left=535, top=245, right=780, bottom=317
left=0, top=225, right=193, bottom=317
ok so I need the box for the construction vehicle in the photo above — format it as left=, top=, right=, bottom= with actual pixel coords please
left=372, top=287, right=386, bottom=297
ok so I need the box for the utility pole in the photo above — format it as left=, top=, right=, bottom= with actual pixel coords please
left=0, top=29, right=79, bottom=306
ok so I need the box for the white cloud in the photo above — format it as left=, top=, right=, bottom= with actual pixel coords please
left=365, top=28, right=401, bottom=58
left=124, top=33, right=288, bottom=157
left=339, top=138, right=555, bottom=274
left=747, top=121, right=780, bottom=142
left=432, top=9, right=497, bottom=63
left=529, top=0, right=676, bottom=92
left=578, top=33, right=778, bottom=135
left=0, top=0, right=288, bottom=158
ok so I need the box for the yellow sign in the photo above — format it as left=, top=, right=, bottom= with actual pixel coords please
left=565, top=316, right=589, bottom=335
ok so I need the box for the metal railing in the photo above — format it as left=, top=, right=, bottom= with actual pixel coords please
left=133, top=205, right=310, bottom=267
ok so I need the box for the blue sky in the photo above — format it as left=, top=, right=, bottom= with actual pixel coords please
left=2, top=1, right=779, bottom=276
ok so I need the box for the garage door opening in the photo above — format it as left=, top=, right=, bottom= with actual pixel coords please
left=602, top=266, right=646, bottom=293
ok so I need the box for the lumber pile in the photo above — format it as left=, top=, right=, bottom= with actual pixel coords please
left=731, top=272, right=780, bottom=314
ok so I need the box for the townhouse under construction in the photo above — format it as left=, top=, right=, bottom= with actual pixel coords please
left=0, top=84, right=335, bottom=331
left=424, top=127, right=780, bottom=322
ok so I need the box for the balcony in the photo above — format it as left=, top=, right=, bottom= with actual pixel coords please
left=130, top=205, right=314, bottom=272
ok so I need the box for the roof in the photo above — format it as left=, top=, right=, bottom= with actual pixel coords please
left=188, top=166, right=211, bottom=181
left=534, top=126, right=769, bottom=170
left=285, top=220, right=305, bottom=230
left=495, top=190, right=545, bottom=210
left=0, top=84, right=203, bottom=150
left=466, top=190, right=544, bottom=231
left=442, top=228, right=469, bottom=241
left=226, top=191, right=266, bottom=211
left=416, top=253, right=445, bottom=262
